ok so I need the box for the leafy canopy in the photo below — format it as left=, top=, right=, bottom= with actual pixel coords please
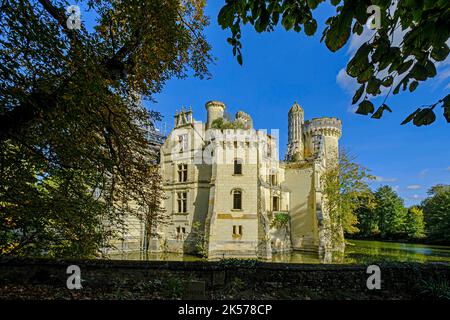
left=218, top=0, right=450, bottom=126
left=0, top=0, right=211, bottom=257
left=422, top=184, right=450, bottom=242
left=321, top=150, right=374, bottom=248
left=373, top=185, right=406, bottom=238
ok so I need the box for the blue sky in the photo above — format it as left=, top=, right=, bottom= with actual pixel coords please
left=142, top=2, right=450, bottom=206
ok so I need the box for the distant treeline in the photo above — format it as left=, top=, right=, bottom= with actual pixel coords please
left=347, top=184, right=450, bottom=245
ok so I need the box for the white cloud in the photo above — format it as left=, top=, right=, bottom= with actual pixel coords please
left=347, top=29, right=376, bottom=55
left=419, top=169, right=429, bottom=179
left=336, top=68, right=358, bottom=95
left=406, top=185, right=421, bottom=190
left=337, top=22, right=406, bottom=100
left=409, top=194, right=423, bottom=200
left=374, top=176, right=398, bottom=183
left=435, top=62, right=450, bottom=90
left=339, top=6, right=450, bottom=95
left=392, top=185, right=400, bottom=192
left=447, top=167, right=450, bottom=171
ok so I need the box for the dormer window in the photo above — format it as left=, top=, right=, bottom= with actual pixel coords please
left=178, top=134, right=188, bottom=152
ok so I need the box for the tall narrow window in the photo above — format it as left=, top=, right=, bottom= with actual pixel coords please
left=177, top=191, right=187, bottom=213
left=178, top=134, right=188, bottom=153
left=177, top=164, right=188, bottom=182
left=233, top=159, right=242, bottom=175
left=269, top=174, right=277, bottom=186
left=272, top=196, right=280, bottom=211
left=267, top=141, right=272, bottom=157
left=233, top=190, right=242, bottom=210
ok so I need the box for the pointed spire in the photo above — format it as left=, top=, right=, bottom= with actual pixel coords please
left=289, top=102, right=303, bottom=114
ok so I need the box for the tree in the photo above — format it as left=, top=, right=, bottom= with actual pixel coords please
left=0, top=0, right=211, bottom=257
left=218, top=0, right=450, bottom=125
left=422, top=184, right=450, bottom=243
left=354, top=191, right=379, bottom=237
left=133, top=164, right=168, bottom=252
left=404, top=206, right=425, bottom=239
left=321, top=150, right=374, bottom=250
left=373, top=185, right=406, bottom=238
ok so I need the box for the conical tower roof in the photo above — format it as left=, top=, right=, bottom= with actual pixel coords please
left=289, top=102, right=303, bottom=114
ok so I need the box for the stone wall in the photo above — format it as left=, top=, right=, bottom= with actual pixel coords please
left=284, top=166, right=319, bottom=252
left=1, top=258, right=449, bottom=300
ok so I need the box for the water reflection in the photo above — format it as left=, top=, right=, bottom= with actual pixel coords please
left=107, top=240, right=450, bottom=265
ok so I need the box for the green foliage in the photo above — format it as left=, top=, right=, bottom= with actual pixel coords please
left=0, top=0, right=211, bottom=257
left=218, top=0, right=450, bottom=125
left=374, top=186, right=407, bottom=238
left=405, top=206, right=426, bottom=239
left=321, top=150, right=374, bottom=248
left=218, top=258, right=258, bottom=268
left=422, top=185, right=450, bottom=242
left=211, top=117, right=246, bottom=130
left=162, top=275, right=187, bottom=299
left=270, top=212, right=290, bottom=228
left=190, top=221, right=207, bottom=258
left=354, top=193, right=379, bottom=237
left=420, top=277, right=450, bottom=300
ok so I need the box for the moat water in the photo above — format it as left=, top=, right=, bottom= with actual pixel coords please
left=109, top=240, right=450, bottom=264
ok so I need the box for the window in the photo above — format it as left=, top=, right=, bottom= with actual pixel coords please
left=233, top=190, right=242, bottom=210
left=267, top=140, right=273, bottom=157
left=177, top=164, right=188, bottom=182
left=272, top=196, right=280, bottom=211
left=176, top=226, right=186, bottom=240
left=269, top=174, right=277, bottom=186
left=234, top=141, right=238, bottom=148
left=233, top=225, right=243, bottom=237
left=177, top=191, right=187, bottom=213
left=178, top=134, right=188, bottom=152
left=233, top=159, right=242, bottom=175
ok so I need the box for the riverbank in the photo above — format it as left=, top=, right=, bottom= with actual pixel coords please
left=1, top=258, right=449, bottom=300
left=347, top=236, right=450, bottom=247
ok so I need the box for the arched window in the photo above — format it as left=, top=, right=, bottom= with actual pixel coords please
left=233, top=158, right=242, bottom=175
left=233, top=189, right=242, bottom=210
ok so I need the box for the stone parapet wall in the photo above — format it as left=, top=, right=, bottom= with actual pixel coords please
left=303, top=117, right=342, bottom=138
left=0, top=258, right=449, bottom=299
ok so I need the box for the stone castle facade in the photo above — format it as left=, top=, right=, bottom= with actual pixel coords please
left=150, top=101, right=343, bottom=259
left=109, top=101, right=342, bottom=259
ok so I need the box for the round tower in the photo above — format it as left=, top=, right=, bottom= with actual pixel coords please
left=303, top=117, right=342, bottom=162
left=205, top=100, right=225, bottom=129
left=235, top=111, right=253, bottom=129
left=286, top=102, right=305, bottom=161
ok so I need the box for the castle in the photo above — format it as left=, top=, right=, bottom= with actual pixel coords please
left=146, top=100, right=343, bottom=259
left=109, top=101, right=342, bottom=259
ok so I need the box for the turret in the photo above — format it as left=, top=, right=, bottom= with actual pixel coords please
left=235, top=111, right=253, bottom=129
left=205, top=101, right=225, bottom=129
left=303, top=117, right=342, bottom=162
left=286, top=102, right=305, bottom=161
